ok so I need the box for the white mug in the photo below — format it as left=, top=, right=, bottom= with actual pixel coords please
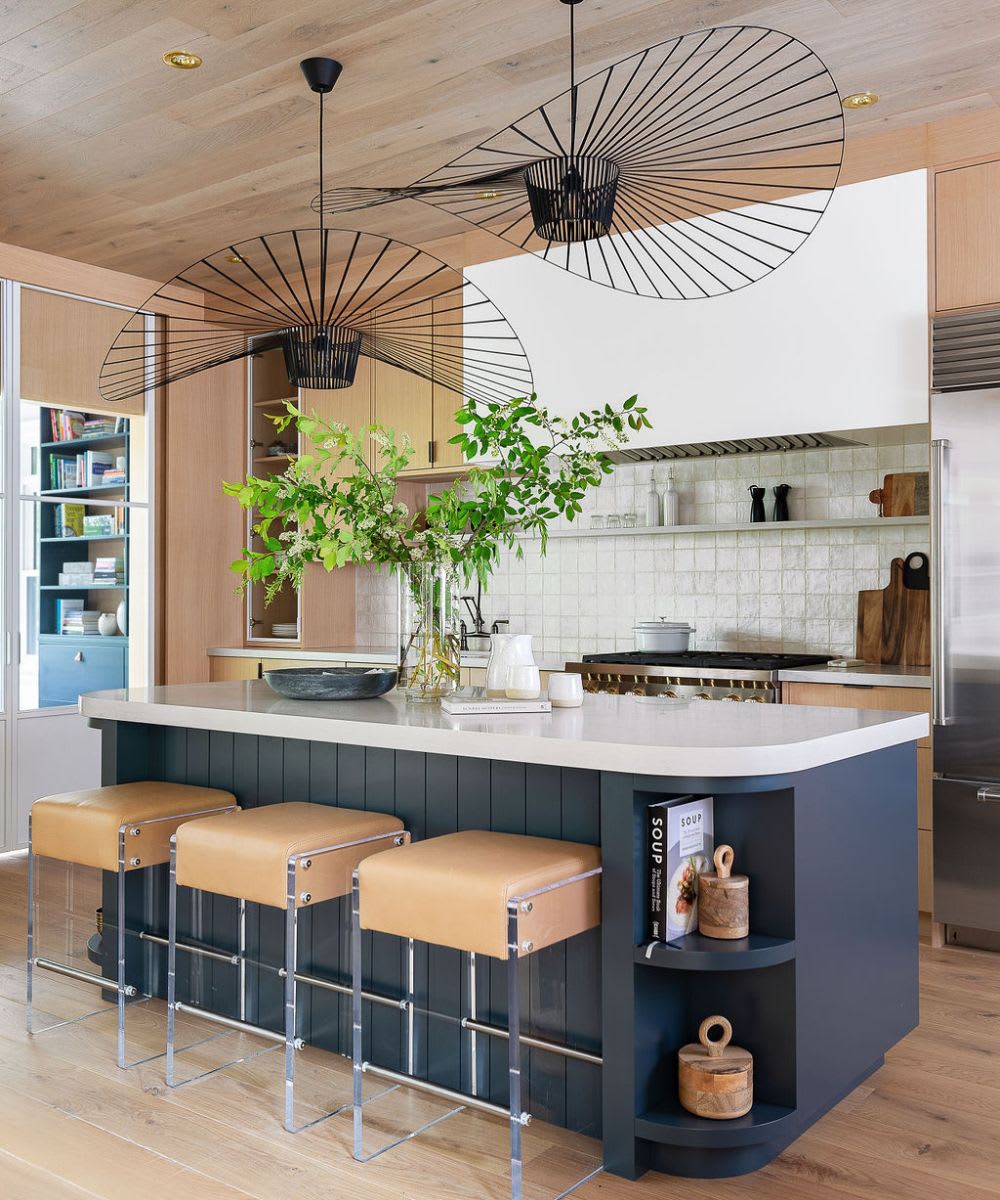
left=506, top=664, right=541, bottom=700
left=547, top=672, right=584, bottom=708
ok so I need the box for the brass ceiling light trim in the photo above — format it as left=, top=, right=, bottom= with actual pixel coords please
left=842, top=90, right=879, bottom=109
left=162, top=50, right=202, bottom=69
left=224, top=253, right=245, bottom=264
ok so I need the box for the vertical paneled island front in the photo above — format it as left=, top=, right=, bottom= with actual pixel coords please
left=80, top=681, right=927, bottom=1182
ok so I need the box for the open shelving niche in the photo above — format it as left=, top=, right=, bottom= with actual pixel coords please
left=37, top=407, right=130, bottom=707
left=245, top=348, right=301, bottom=645
left=631, top=784, right=798, bottom=1157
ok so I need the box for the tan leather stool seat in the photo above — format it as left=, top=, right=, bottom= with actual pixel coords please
left=359, top=830, right=601, bottom=959
left=31, top=782, right=238, bottom=873
left=175, top=801, right=405, bottom=909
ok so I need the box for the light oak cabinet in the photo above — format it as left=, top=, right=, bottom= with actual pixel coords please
left=374, top=359, right=465, bottom=475
left=782, top=681, right=933, bottom=913
left=208, top=655, right=261, bottom=682
left=934, top=158, right=1000, bottom=312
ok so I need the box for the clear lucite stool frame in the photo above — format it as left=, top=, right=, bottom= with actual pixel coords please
left=351, top=865, right=605, bottom=1200
left=166, top=827, right=408, bottom=1133
left=26, top=800, right=238, bottom=1070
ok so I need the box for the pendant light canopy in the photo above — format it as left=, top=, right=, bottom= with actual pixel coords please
left=313, top=9, right=845, bottom=300
left=99, top=59, right=532, bottom=405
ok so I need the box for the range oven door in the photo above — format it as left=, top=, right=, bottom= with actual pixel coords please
left=933, top=776, right=1000, bottom=932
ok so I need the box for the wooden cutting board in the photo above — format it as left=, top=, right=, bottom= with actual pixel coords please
left=856, top=554, right=930, bottom=666
left=869, top=472, right=929, bottom=517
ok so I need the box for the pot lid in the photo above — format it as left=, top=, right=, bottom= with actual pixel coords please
left=634, top=619, right=693, bottom=630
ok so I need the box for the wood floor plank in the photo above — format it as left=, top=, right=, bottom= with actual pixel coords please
left=0, top=1150, right=103, bottom=1200
left=2, top=850, right=1000, bottom=1200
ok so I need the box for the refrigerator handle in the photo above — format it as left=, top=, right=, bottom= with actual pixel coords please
left=931, top=438, right=951, bottom=726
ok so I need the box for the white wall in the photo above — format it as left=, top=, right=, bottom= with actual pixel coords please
left=467, top=170, right=929, bottom=444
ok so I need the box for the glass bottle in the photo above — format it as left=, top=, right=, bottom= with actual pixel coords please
left=644, top=470, right=662, bottom=526
left=662, top=468, right=679, bottom=526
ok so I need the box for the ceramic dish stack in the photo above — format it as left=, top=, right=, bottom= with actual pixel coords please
left=270, top=623, right=298, bottom=639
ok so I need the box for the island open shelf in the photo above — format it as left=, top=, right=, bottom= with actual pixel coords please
left=80, top=681, right=925, bottom=1184
left=636, top=933, right=796, bottom=971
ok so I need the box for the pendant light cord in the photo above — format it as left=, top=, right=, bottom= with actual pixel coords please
left=569, top=1, right=577, bottom=161
left=319, top=87, right=327, bottom=327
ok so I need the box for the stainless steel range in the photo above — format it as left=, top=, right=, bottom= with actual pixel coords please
left=565, top=652, right=834, bottom=702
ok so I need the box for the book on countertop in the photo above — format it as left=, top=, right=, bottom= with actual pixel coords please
left=441, top=691, right=551, bottom=715
left=645, top=795, right=714, bottom=945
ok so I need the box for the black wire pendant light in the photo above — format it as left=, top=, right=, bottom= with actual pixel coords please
left=313, top=4, right=845, bottom=300
left=99, top=58, right=532, bottom=404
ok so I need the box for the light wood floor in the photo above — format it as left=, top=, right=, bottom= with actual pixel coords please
left=1, top=851, right=998, bottom=1200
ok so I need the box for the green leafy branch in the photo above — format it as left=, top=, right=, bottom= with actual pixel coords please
left=224, top=393, right=651, bottom=597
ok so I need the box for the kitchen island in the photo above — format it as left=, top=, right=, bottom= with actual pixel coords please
left=80, top=682, right=927, bottom=1181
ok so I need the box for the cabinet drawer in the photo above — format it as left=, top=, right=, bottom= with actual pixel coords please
left=209, top=655, right=261, bottom=682
left=40, top=639, right=126, bottom=707
left=782, top=682, right=931, bottom=748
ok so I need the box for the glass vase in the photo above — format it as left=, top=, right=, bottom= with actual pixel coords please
left=397, top=561, right=462, bottom=702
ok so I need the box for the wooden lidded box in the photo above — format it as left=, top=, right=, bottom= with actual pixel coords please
left=697, top=845, right=750, bottom=939
left=678, top=1016, right=753, bottom=1120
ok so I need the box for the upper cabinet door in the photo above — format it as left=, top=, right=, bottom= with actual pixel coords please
left=374, top=359, right=433, bottom=472
left=935, top=159, right=1000, bottom=313
left=20, top=290, right=144, bottom=417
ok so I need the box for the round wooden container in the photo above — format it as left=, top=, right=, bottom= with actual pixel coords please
left=678, top=1016, right=753, bottom=1120
left=697, top=844, right=749, bottom=939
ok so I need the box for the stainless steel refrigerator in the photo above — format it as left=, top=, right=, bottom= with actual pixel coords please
left=931, top=372, right=1000, bottom=937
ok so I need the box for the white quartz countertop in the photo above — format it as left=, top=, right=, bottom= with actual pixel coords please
left=208, top=646, right=570, bottom=672
left=81, top=681, right=928, bottom=778
left=778, top=663, right=931, bottom=689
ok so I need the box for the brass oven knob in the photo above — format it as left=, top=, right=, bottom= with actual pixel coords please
left=663, top=689, right=678, bottom=699
left=694, top=691, right=712, bottom=700
left=723, top=693, right=743, bottom=702
left=746, top=694, right=765, bottom=703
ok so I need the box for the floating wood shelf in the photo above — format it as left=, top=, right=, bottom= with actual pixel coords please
left=635, top=933, right=796, bottom=972
left=531, top=516, right=929, bottom=541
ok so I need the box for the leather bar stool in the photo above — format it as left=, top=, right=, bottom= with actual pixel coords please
left=352, top=829, right=603, bottom=1200
left=27, top=781, right=238, bottom=1068
left=167, top=801, right=407, bottom=1132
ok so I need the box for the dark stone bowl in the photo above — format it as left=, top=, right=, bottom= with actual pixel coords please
left=263, top=666, right=397, bottom=701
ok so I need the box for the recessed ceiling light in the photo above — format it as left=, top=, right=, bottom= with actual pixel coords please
left=842, top=91, right=879, bottom=110
left=224, top=254, right=246, bottom=264
left=162, top=50, right=202, bottom=70
left=478, top=190, right=501, bottom=201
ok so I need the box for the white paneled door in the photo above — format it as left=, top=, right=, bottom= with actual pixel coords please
left=0, top=280, right=155, bottom=851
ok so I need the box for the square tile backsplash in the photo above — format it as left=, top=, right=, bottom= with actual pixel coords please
left=355, top=437, right=930, bottom=660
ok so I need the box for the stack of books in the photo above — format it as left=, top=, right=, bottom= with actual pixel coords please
left=54, top=503, right=85, bottom=538
left=94, top=556, right=125, bottom=585
left=55, top=599, right=101, bottom=635
left=81, top=510, right=124, bottom=537
left=82, top=416, right=119, bottom=437
left=58, top=561, right=96, bottom=586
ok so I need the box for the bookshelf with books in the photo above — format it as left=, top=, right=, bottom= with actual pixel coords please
left=37, top=406, right=130, bottom=708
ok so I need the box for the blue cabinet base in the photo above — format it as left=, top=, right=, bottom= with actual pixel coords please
left=91, top=719, right=918, bottom=1182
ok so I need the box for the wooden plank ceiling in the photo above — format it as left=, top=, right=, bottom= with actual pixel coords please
left=1, top=0, right=999, bottom=283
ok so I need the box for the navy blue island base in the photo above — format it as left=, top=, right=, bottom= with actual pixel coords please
left=92, top=715, right=918, bottom=1182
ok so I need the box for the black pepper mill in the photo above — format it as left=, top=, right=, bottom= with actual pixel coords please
left=772, top=483, right=790, bottom=522
left=748, top=485, right=766, bottom=523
